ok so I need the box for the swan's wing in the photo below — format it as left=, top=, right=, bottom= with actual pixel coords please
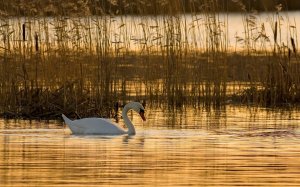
left=70, top=118, right=125, bottom=134
left=73, top=117, right=113, bottom=125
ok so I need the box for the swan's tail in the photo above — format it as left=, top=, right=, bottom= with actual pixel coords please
left=62, top=114, right=72, bottom=126
left=62, top=114, right=83, bottom=134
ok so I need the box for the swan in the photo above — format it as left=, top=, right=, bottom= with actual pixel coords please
left=62, top=102, right=146, bottom=135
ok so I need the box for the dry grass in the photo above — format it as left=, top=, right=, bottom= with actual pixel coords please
left=0, top=0, right=299, bottom=119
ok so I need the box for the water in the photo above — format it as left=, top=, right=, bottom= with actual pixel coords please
left=1, top=105, right=300, bottom=186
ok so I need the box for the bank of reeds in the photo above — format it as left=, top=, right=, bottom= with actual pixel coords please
left=0, top=0, right=299, bottom=119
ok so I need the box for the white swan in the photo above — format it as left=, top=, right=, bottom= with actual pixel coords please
left=62, top=102, right=146, bottom=135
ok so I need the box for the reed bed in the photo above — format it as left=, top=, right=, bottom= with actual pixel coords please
left=0, top=0, right=299, bottom=119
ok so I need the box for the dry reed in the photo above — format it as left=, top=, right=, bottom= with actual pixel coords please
left=0, top=0, right=299, bottom=119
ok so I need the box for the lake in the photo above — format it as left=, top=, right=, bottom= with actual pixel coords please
left=1, top=105, right=300, bottom=186
left=1, top=10, right=300, bottom=186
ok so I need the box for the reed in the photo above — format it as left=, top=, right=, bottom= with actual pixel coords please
left=0, top=0, right=300, bottom=119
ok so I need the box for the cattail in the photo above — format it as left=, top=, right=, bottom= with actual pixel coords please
left=291, top=37, right=296, bottom=54
left=35, top=33, right=39, bottom=52
left=274, top=21, right=277, bottom=43
left=22, top=23, right=26, bottom=41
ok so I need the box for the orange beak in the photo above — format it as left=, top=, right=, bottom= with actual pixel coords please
left=139, top=111, right=146, bottom=121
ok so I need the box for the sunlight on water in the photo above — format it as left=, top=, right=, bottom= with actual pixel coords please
left=1, top=105, right=300, bottom=186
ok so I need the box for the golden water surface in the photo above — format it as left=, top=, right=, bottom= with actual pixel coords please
left=1, top=105, right=300, bottom=186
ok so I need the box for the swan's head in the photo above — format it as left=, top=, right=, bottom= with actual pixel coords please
left=126, top=102, right=146, bottom=121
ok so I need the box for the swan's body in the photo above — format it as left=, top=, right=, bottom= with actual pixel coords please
left=62, top=102, right=146, bottom=135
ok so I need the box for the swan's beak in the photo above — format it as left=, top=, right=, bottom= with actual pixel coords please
left=139, top=111, right=146, bottom=121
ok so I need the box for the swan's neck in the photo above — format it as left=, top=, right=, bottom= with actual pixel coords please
left=122, top=106, right=136, bottom=135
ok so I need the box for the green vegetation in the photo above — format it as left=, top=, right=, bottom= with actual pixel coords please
left=0, top=0, right=299, bottom=119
